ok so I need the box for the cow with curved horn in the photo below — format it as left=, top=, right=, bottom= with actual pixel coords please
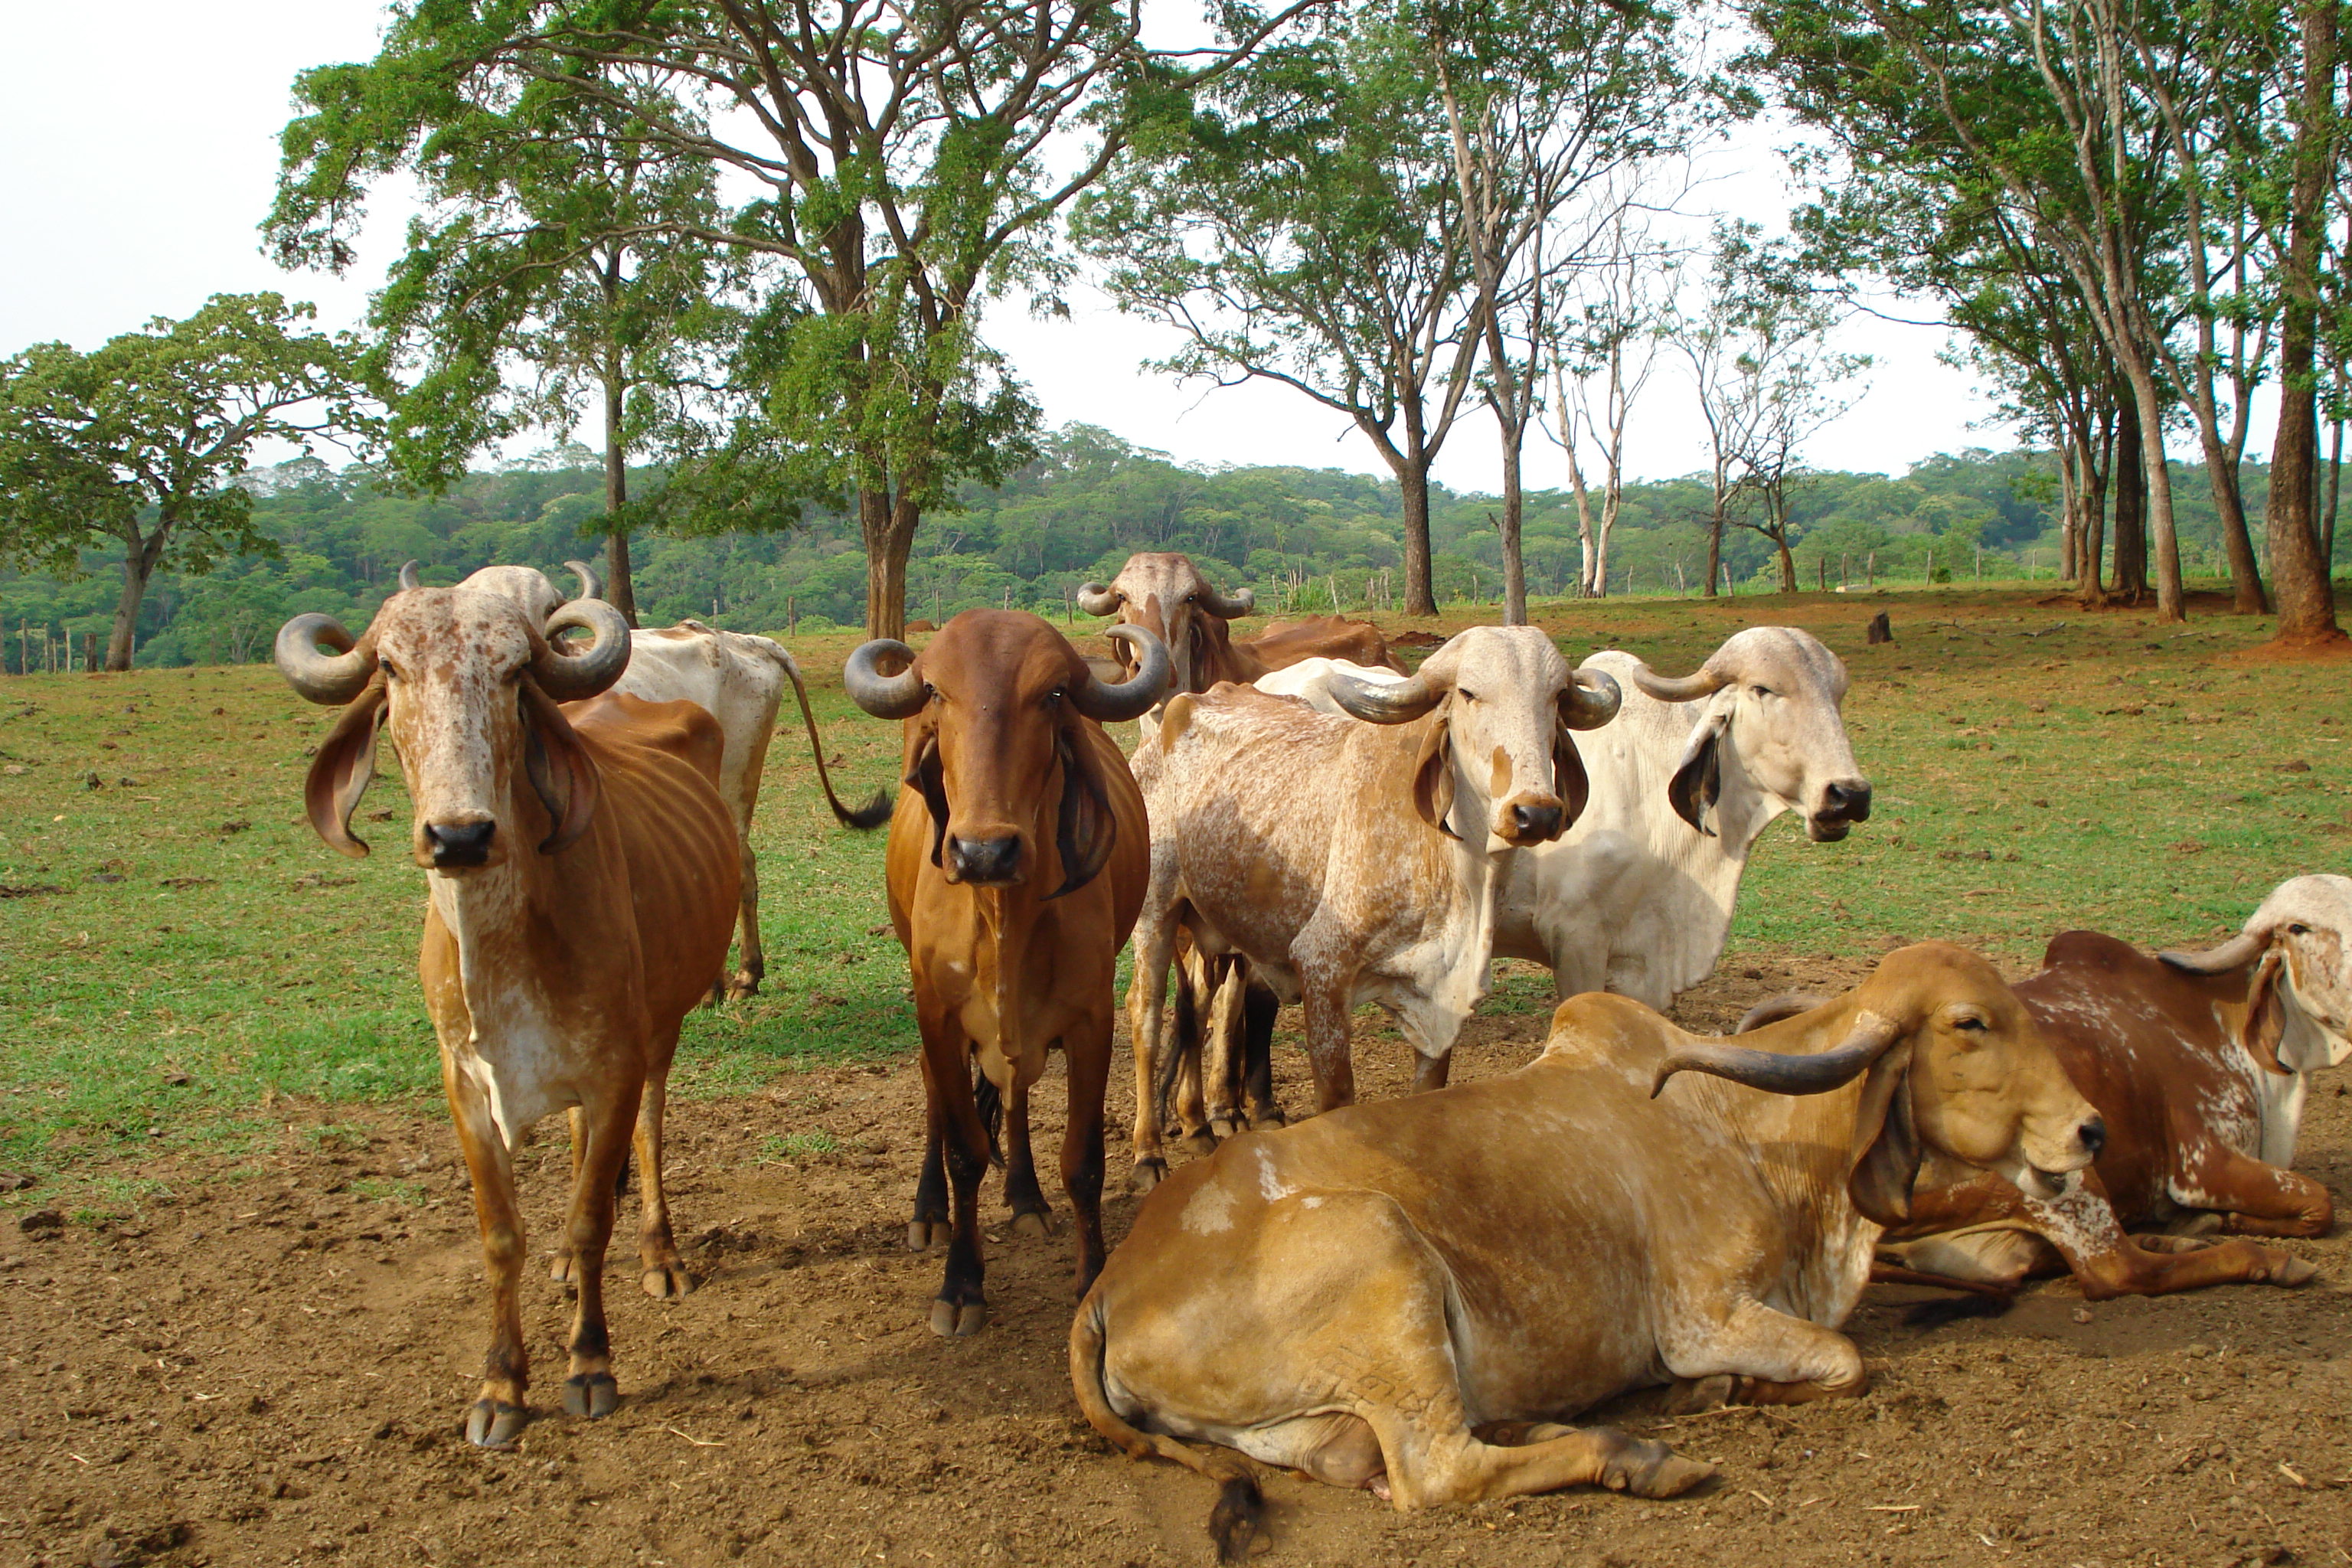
left=1072, top=942, right=2104, bottom=1558
left=1123, top=626, right=1620, bottom=1190
left=1834, top=874, right=2348, bottom=1298
left=275, top=564, right=740, bottom=1448
left=846, top=609, right=1170, bottom=1334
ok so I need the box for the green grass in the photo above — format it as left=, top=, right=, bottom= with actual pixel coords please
left=2, top=586, right=2347, bottom=1211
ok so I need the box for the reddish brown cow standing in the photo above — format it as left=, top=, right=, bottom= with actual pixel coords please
left=275, top=568, right=739, bottom=1447
left=844, top=610, right=1171, bottom=1334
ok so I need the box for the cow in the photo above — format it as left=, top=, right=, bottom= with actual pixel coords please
left=1076, top=551, right=1401, bottom=705
left=1845, top=875, right=2348, bottom=1297
left=1070, top=942, right=2106, bottom=1560
left=275, top=567, right=739, bottom=1448
left=843, top=609, right=1172, bottom=1334
left=1122, top=625, right=1622, bottom=1189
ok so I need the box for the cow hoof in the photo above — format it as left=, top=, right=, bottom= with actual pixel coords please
left=1207, top=1117, right=1240, bottom=1142
left=641, top=1263, right=696, bottom=1299
left=562, top=1372, right=619, bottom=1419
left=1594, top=1429, right=1713, bottom=1498
left=929, top=1299, right=988, bottom=1338
left=2131, top=1233, right=2218, bottom=1255
left=725, top=974, right=760, bottom=1001
left=1180, top=1129, right=1219, bottom=1157
left=1010, top=1210, right=1052, bottom=1240
left=550, top=1253, right=579, bottom=1290
left=465, top=1400, right=528, bottom=1449
left=1663, top=1375, right=1736, bottom=1416
left=2265, top=1253, right=2319, bottom=1286
left=1250, top=1109, right=1287, bottom=1131
left=1129, top=1160, right=1166, bottom=1195
left=908, top=1220, right=951, bottom=1251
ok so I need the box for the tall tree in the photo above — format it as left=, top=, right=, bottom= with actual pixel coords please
left=272, top=58, right=750, bottom=624
left=1552, top=207, right=1673, bottom=598
left=0, top=294, right=380, bottom=671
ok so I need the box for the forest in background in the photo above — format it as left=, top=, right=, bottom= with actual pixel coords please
left=0, top=428, right=2305, bottom=671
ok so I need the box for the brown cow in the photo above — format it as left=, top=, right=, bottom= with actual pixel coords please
left=1076, top=552, right=1402, bottom=701
left=1072, top=943, right=2104, bottom=1559
left=844, top=610, right=1171, bottom=1334
left=275, top=569, right=739, bottom=1447
left=1851, top=876, right=2347, bottom=1296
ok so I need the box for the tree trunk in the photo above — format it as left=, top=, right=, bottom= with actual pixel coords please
left=106, top=531, right=162, bottom=672
left=1398, top=466, right=1436, bottom=616
left=603, top=373, right=639, bottom=627
left=1497, top=413, right=1527, bottom=626
left=861, top=484, right=917, bottom=642
left=2265, top=0, right=2347, bottom=646
left=2184, top=381, right=2268, bottom=613
left=2057, top=437, right=2080, bottom=582
left=1595, top=484, right=1620, bottom=599
left=1564, top=430, right=1597, bottom=597
left=2324, top=413, right=2343, bottom=572
left=2076, top=424, right=2109, bottom=606
left=2112, top=394, right=2148, bottom=600
left=1776, top=534, right=1797, bottom=593
left=2118, top=354, right=2186, bottom=620
left=1704, top=475, right=1726, bottom=598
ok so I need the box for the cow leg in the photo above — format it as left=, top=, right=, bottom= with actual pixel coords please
left=2022, top=1174, right=2318, bottom=1295
left=1395, top=1423, right=1713, bottom=1509
left=1298, top=975, right=1359, bottom=1112
left=551, top=1105, right=589, bottom=1289
left=1660, top=1298, right=1868, bottom=1410
left=446, top=1076, right=531, bottom=1449
left=1125, top=913, right=1180, bottom=1191
left=1002, top=1074, right=1054, bottom=1239
left=633, top=1032, right=695, bottom=1299
left=1061, top=1021, right=1112, bottom=1298
left=909, top=1104, right=952, bottom=1251
left=1166, top=955, right=1215, bottom=1155
left=1200, top=959, right=1246, bottom=1141
left=1410, top=1049, right=1453, bottom=1094
left=1240, top=981, right=1284, bottom=1129
left=2170, top=1143, right=2334, bottom=1239
left=725, top=830, right=763, bottom=1001
left=917, top=1011, right=992, bottom=1336
left=558, top=1086, right=639, bottom=1422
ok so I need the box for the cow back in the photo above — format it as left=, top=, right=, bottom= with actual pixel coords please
left=1241, top=615, right=1401, bottom=674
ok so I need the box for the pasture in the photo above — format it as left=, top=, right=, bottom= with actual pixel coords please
left=2, top=585, right=2349, bottom=1568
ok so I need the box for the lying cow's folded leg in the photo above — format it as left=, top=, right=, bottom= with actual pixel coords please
left=2171, top=1143, right=2334, bottom=1239
left=2024, top=1175, right=2317, bottom=1294
left=632, top=1040, right=695, bottom=1299
left=560, top=1085, right=639, bottom=1420
left=1660, top=1298, right=1868, bottom=1410
left=1386, top=1416, right=1711, bottom=1509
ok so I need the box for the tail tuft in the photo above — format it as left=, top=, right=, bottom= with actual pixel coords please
left=1207, top=1475, right=1265, bottom=1565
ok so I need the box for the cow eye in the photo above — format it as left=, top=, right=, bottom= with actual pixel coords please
left=2289, top=923, right=2310, bottom=936
left=1046, top=688, right=1064, bottom=706
left=1458, top=688, right=1478, bottom=703
left=1753, top=684, right=1774, bottom=698
left=378, top=658, right=399, bottom=680
left=1953, top=1015, right=1987, bottom=1032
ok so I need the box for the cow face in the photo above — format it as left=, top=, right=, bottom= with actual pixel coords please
left=1645, top=628, right=1872, bottom=842
left=2250, top=874, right=2352, bottom=1073
left=1078, top=553, right=1253, bottom=698
left=1425, top=628, right=1583, bottom=849
left=276, top=570, right=631, bottom=871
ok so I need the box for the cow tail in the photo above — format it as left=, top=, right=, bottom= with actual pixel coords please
left=1067, top=1293, right=1264, bottom=1566
left=780, top=650, right=893, bottom=830
left=972, top=1070, right=1006, bottom=1169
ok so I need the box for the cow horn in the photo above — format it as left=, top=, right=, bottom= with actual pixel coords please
left=844, top=639, right=929, bottom=720
left=531, top=595, right=632, bottom=701
left=1200, top=583, right=1255, bottom=619
left=563, top=558, right=605, bottom=603
left=275, top=614, right=376, bottom=706
left=2158, top=929, right=2268, bottom=975
left=1629, top=660, right=1730, bottom=702
left=1071, top=626, right=1171, bottom=722
left=398, top=560, right=420, bottom=591
left=1325, top=668, right=1444, bottom=724
left=1562, top=668, right=1623, bottom=730
left=1076, top=582, right=1121, bottom=616
left=1650, top=1010, right=1902, bottom=1099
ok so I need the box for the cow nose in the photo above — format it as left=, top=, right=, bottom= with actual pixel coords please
left=1823, top=779, right=1872, bottom=822
left=425, top=820, right=495, bottom=867
left=1512, top=802, right=1563, bottom=840
left=2078, top=1115, right=2107, bottom=1159
left=946, top=835, right=1023, bottom=884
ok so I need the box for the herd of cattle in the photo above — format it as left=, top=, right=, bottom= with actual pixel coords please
left=270, top=553, right=2350, bottom=1559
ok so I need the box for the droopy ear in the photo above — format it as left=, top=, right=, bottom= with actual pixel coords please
left=1047, top=720, right=1117, bottom=900
left=519, top=682, right=602, bottom=854
left=2242, top=948, right=2291, bottom=1074
left=906, top=721, right=951, bottom=869
left=1846, top=1041, right=1921, bottom=1225
left=303, top=677, right=388, bottom=858
left=1668, top=709, right=1729, bottom=836
left=1413, top=707, right=1459, bottom=839
left=1551, top=707, right=1591, bottom=838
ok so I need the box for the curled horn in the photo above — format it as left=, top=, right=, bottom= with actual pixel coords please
left=844, top=639, right=928, bottom=720
left=563, top=558, right=605, bottom=603
left=1070, top=625, right=1171, bottom=722
left=275, top=613, right=376, bottom=706
left=2158, top=929, right=2268, bottom=975
left=1650, top=1010, right=1902, bottom=1099
left=1076, top=582, right=1121, bottom=616
left=531, top=595, right=632, bottom=701
left=398, top=560, right=420, bottom=591
left=1199, top=582, right=1255, bottom=619
left=1325, top=666, right=1446, bottom=724
left=1630, top=658, right=1731, bottom=703
left=1562, top=668, right=1622, bottom=730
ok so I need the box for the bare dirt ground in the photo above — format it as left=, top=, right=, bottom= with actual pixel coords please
left=5, top=954, right=2350, bottom=1568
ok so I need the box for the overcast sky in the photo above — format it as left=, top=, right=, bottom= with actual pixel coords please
left=0, top=1, right=2028, bottom=495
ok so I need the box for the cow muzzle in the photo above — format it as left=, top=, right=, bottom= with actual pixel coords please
left=2001, top=1112, right=2105, bottom=1199
left=1494, top=793, right=1566, bottom=848
left=946, top=834, right=1025, bottom=887
left=420, top=818, right=498, bottom=870
left=1808, top=779, right=1872, bottom=841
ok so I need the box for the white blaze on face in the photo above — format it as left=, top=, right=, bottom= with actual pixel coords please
left=374, top=593, right=538, bottom=858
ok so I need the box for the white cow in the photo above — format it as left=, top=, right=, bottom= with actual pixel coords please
left=1266, top=626, right=1870, bottom=1010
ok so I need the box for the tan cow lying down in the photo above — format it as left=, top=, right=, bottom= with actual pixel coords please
left=1072, top=943, right=2102, bottom=1560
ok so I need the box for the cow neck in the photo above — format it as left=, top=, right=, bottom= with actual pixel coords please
left=2207, top=963, right=2316, bottom=1168
left=1413, top=714, right=1514, bottom=1025
left=955, top=755, right=1069, bottom=1082
left=424, top=767, right=580, bottom=1060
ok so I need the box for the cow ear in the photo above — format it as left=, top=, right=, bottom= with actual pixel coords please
left=1047, top=720, right=1117, bottom=900
left=906, top=724, right=951, bottom=868
left=2242, top=948, right=2291, bottom=1074
left=1846, top=1042, right=1921, bottom=1225
left=303, top=678, right=388, bottom=858
left=1413, top=710, right=1459, bottom=838
left=1551, top=707, right=1590, bottom=838
left=520, top=682, right=602, bottom=854
left=1668, top=710, right=1728, bottom=836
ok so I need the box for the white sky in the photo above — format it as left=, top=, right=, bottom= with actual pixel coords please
left=0, top=1, right=2029, bottom=495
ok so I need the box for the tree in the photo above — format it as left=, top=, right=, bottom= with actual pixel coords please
left=1551, top=202, right=1674, bottom=596
left=0, top=294, right=380, bottom=670
left=272, top=55, right=752, bottom=624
